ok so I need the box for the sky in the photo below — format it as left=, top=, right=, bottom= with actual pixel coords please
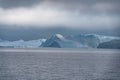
left=0, top=0, right=120, bottom=40
left=0, top=0, right=120, bottom=29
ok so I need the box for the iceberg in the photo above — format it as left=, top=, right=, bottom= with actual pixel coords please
left=42, top=34, right=120, bottom=48
left=66, top=34, right=120, bottom=48
left=41, top=34, right=88, bottom=48
left=0, top=33, right=120, bottom=49
left=98, top=39, right=120, bottom=49
left=0, top=39, right=46, bottom=48
left=66, top=34, right=100, bottom=48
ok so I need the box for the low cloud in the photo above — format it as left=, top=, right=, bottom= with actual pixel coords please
left=0, top=2, right=119, bottom=29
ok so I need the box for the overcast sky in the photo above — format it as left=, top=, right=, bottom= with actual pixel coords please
left=0, top=0, right=120, bottom=29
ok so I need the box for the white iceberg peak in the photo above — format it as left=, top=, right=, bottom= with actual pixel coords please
left=55, top=34, right=64, bottom=39
left=50, top=34, right=65, bottom=41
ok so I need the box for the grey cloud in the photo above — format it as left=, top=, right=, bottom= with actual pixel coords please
left=0, top=0, right=120, bottom=29
left=0, top=0, right=120, bottom=8
left=50, top=0, right=120, bottom=12
left=52, top=0, right=120, bottom=4
left=0, top=0, right=120, bottom=14
left=0, top=0, right=43, bottom=8
left=36, top=0, right=120, bottom=15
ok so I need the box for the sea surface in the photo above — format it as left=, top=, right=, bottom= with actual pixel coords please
left=0, top=48, right=120, bottom=80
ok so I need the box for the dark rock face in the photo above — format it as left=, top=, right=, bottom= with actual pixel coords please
left=98, top=39, right=120, bottom=49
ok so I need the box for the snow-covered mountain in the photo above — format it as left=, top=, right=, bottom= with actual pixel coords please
left=0, top=39, right=46, bottom=48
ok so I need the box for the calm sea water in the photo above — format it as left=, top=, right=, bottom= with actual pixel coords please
left=0, top=48, right=120, bottom=80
